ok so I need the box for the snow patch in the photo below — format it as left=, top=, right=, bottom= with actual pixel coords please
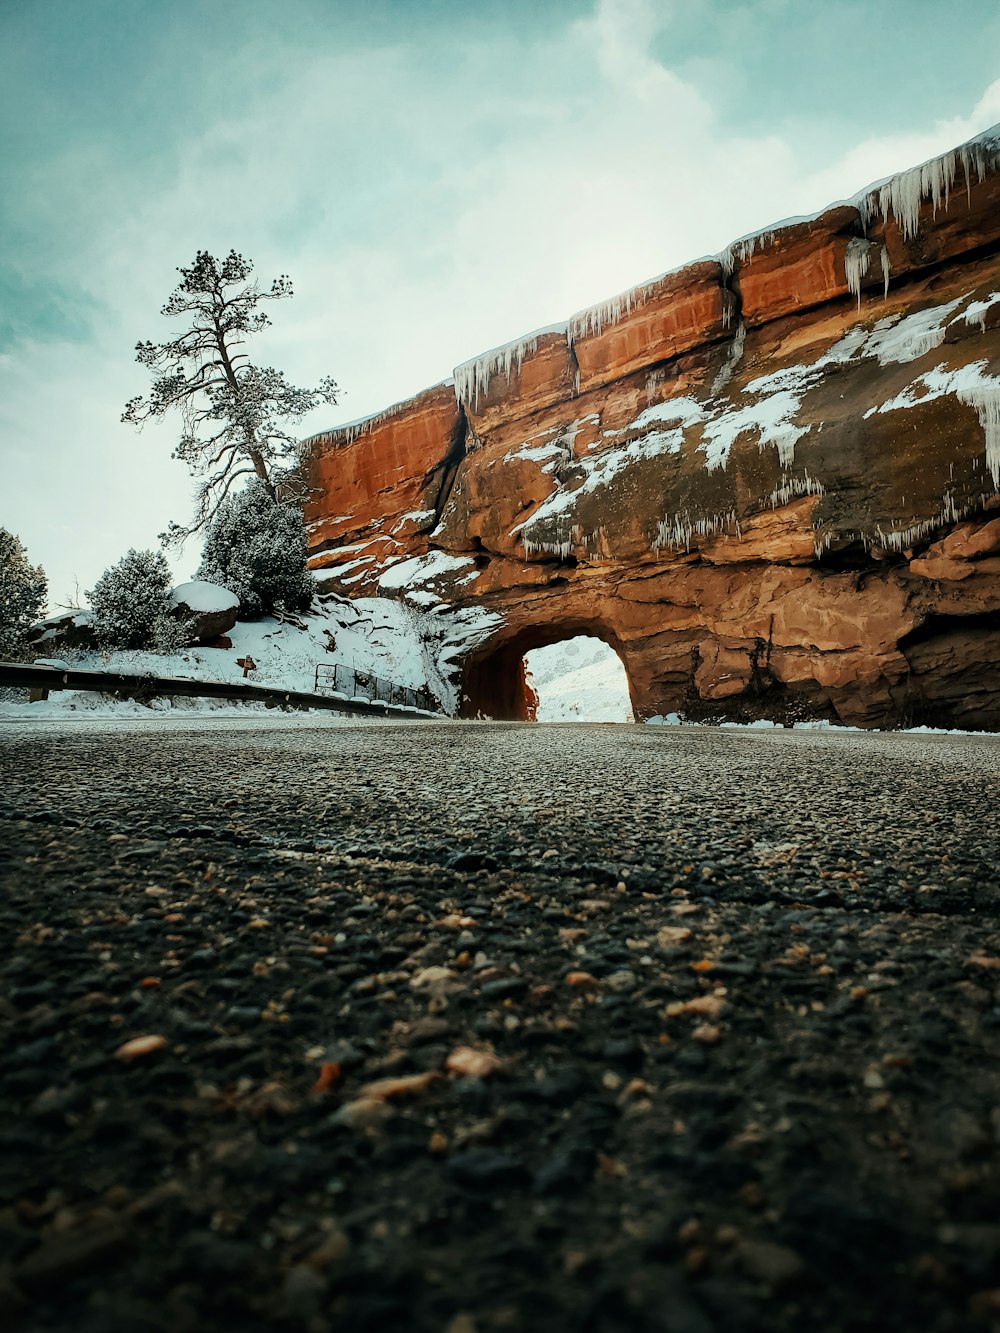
left=867, top=360, right=1000, bottom=486
left=957, top=292, right=1000, bottom=333
left=377, top=550, right=477, bottom=596
left=700, top=390, right=810, bottom=472
left=169, top=581, right=240, bottom=613
left=525, top=636, right=634, bottom=723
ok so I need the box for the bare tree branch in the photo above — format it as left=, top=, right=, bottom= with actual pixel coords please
left=125, top=249, right=340, bottom=543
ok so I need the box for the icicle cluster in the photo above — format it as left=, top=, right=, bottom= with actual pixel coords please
left=767, top=472, right=826, bottom=509
left=317, top=400, right=408, bottom=448
left=718, top=231, right=775, bottom=278
left=844, top=238, right=872, bottom=307
left=522, top=535, right=575, bottom=561
left=567, top=285, right=656, bottom=343
left=710, top=321, right=746, bottom=394
left=855, top=130, right=1000, bottom=241
left=956, top=376, right=1000, bottom=486
left=453, top=330, right=566, bottom=410
left=654, top=509, right=737, bottom=553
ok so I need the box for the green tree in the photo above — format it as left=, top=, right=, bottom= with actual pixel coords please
left=122, top=250, right=338, bottom=544
left=0, top=528, right=47, bottom=660
left=88, top=548, right=180, bottom=651
left=197, top=480, right=312, bottom=619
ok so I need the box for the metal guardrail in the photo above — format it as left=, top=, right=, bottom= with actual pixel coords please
left=0, top=662, right=444, bottom=720
left=313, top=663, right=438, bottom=713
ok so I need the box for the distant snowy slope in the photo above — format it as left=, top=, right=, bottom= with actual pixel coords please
left=525, top=636, right=634, bottom=722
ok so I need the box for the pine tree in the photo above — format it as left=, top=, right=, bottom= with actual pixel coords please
left=0, top=529, right=47, bottom=660
left=122, top=250, right=338, bottom=544
left=197, top=481, right=312, bottom=619
left=88, top=549, right=181, bottom=651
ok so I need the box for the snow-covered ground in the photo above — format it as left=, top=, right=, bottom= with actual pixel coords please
left=0, top=594, right=497, bottom=722
left=525, top=636, right=634, bottom=722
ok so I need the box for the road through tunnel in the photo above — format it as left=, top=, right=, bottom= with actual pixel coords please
left=459, top=621, right=636, bottom=721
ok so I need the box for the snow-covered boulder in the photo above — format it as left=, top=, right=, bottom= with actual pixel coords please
left=169, top=581, right=240, bottom=644
left=26, top=610, right=96, bottom=652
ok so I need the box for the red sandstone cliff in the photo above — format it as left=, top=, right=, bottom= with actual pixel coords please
left=302, top=127, right=1000, bottom=728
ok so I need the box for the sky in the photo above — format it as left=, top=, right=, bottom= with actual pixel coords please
left=3, top=0, right=1000, bottom=609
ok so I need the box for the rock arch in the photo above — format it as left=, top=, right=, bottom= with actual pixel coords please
left=460, top=617, right=635, bottom=720
left=302, top=127, right=1000, bottom=731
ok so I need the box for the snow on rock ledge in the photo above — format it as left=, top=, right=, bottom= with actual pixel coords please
left=169, top=581, right=240, bottom=644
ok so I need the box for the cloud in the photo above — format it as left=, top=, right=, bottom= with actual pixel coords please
left=2, top=0, right=999, bottom=605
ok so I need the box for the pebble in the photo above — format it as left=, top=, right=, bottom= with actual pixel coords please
left=733, top=1239, right=806, bottom=1291
left=113, top=1034, right=168, bottom=1061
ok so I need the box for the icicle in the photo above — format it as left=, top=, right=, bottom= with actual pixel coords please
left=844, top=238, right=872, bottom=308
left=767, top=471, right=826, bottom=509
left=955, top=377, right=1000, bottom=486
left=710, top=320, right=746, bottom=395
left=718, top=231, right=775, bottom=278
left=854, top=128, right=1000, bottom=242
left=960, top=291, right=1000, bottom=333
left=881, top=246, right=891, bottom=299
left=453, top=332, right=551, bottom=410
left=653, top=508, right=737, bottom=553
left=567, top=283, right=659, bottom=344
left=315, top=400, right=408, bottom=449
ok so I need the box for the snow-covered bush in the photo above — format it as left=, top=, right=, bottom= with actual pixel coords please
left=88, top=549, right=182, bottom=651
left=0, top=528, right=47, bottom=660
left=196, top=481, right=311, bottom=619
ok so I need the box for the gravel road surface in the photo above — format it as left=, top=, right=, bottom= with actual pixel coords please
left=1, top=718, right=999, bottom=1332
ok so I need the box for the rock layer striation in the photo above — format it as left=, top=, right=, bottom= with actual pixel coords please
left=302, top=127, right=1000, bottom=727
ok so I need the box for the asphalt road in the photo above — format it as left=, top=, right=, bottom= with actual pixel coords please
left=1, top=718, right=999, bottom=1332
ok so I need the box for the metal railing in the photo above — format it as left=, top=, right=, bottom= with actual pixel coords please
left=0, top=662, right=443, bottom=720
left=314, top=663, right=439, bottom=713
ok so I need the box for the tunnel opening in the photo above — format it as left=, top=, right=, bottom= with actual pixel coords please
left=526, top=636, right=635, bottom=722
left=460, top=621, right=635, bottom=721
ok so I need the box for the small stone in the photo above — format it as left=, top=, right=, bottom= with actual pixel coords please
left=734, top=1239, right=805, bottom=1291
left=406, top=1016, right=454, bottom=1045
left=446, top=1046, right=503, bottom=1079
left=411, top=965, right=456, bottom=989
left=565, top=971, right=600, bottom=990
left=446, top=1314, right=478, bottom=1333
left=358, top=1071, right=439, bottom=1101
left=692, top=1024, right=721, bottom=1044
left=113, top=1034, right=168, bottom=1061
left=657, top=926, right=693, bottom=946
left=15, top=1223, right=127, bottom=1290
left=684, top=1245, right=710, bottom=1275
left=329, top=1098, right=395, bottom=1130
left=304, top=1227, right=351, bottom=1268
left=682, top=994, right=726, bottom=1020
left=282, top=1263, right=327, bottom=1320
left=448, top=1148, right=526, bottom=1189
left=559, top=928, right=588, bottom=945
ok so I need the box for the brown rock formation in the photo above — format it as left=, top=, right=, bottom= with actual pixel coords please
left=301, top=126, right=1000, bottom=729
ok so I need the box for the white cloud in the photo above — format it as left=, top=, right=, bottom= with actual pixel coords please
left=2, top=0, right=999, bottom=607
